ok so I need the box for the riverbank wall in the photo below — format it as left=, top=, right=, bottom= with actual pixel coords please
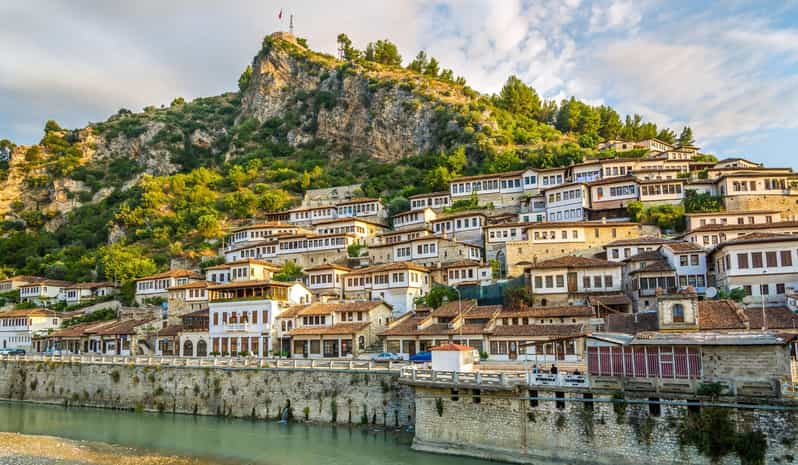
left=412, top=386, right=798, bottom=465
left=0, top=359, right=415, bottom=427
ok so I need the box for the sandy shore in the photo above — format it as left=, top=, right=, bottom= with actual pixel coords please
left=0, top=432, right=222, bottom=465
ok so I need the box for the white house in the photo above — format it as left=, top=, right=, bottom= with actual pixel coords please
left=19, top=279, right=73, bottom=307
left=408, top=192, right=451, bottom=211
left=207, top=280, right=311, bottom=356
left=543, top=183, right=589, bottom=222
left=134, top=270, right=203, bottom=305
left=343, top=262, right=431, bottom=315
left=523, top=256, right=624, bottom=306
left=710, top=233, right=798, bottom=306
left=59, top=282, right=118, bottom=305
left=658, top=242, right=708, bottom=294
left=0, top=308, right=61, bottom=351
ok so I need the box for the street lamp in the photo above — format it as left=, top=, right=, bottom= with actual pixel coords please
left=761, top=270, right=768, bottom=331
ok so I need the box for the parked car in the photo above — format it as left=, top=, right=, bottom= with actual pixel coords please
left=0, top=348, right=25, bottom=356
left=371, top=352, right=402, bottom=362
left=409, top=351, right=431, bottom=363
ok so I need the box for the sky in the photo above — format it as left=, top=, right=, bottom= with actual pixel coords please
left=2, top=0, right=798, bottom=168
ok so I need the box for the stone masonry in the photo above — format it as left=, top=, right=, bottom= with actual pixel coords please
left=0, top=360, right=415, bottom=427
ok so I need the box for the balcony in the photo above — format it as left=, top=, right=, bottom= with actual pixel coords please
left=222, top=323, right=250, bottom=332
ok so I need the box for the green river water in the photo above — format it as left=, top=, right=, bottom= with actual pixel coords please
left=0, top=401, right=497, bottom=465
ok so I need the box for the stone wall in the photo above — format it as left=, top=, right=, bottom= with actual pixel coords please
left=413, top=386, right=798, bottom=465
left=724, top=194, right=798, bottom=221
left=0, top=360, right=415, bottom=427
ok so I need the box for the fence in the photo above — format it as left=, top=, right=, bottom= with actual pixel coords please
left=0, top=354, right=411, bottom=372
left=587, top=345, right=701, bottom=379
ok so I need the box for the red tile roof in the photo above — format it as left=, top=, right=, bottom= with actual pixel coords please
left=524, top=255, right=619, bottom=270
left=289, top=322, right=371, bottom=336
left=430, top=343, right=473, bottom=351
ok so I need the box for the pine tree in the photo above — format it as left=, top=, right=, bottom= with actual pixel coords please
left=678, top=126, right=695, bottom=146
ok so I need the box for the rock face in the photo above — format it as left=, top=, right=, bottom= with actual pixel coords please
left=240, top=35, right=454, bottom=161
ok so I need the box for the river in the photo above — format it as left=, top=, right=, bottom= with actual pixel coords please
left=0, top=401, right=495, bottom=465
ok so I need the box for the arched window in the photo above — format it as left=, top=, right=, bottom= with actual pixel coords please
left=196, top=340, right=208, bottom=357
left=183, top=339, right=194, bottom=357
left=672, top=303, right=685, bottom=323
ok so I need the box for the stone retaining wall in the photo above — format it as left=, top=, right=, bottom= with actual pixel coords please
left=0, top=360, right=415, bottom=427
left=413, top=386, right=798, bottom=465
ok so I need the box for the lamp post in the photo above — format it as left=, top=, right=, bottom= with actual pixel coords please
left=761, top=270, right=768, bottom=331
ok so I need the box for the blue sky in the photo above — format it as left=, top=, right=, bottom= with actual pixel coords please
left=2, top=0, right=797, bottom=168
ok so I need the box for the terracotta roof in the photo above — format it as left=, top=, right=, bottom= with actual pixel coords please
left=20, top=279, right=73, bottom=287
left=586, top=175, right=638, bottom=187
left=135, top=270, right=202, bottom=282
left=430, top=343, right=472, bottom=351
left=586, top=294, right=633, bottom=307
left=605, top=236, right=671, bottom=247
left=744, top=307, right=798, bottom=330
left=347, top=262, right=429, bottom=275
left=430, top=210, right=488, bottom=221
left=605, top=312, right=659, bottom=334
left=441, top=260, right=484, bottom=269
left=524, top=255, right=619, bottom=270
left=523, top=221, right=640, bottom=230
left=207, top=280, right=294, bottom=290
left=628, top=260, right=674, bottom=274
left=623, top=250, right=665, bottom=262
left=451, top=170, right=526, bottom=182
left=312, top=218, right=388, bottom=228
left=95, top=319, right=155, bottom=336
left=490, top=323, right=585, bottom=338
left=713, top=233, right=798, bottom=250
left=204, top=259, right=281, bottom=271
left=232, top=222, right=297, bottom=232
left=408, top=191, right=450, bottom=199
left=376, top=226, right=433, bottom=236
left=432, top=300, right=478, bottom=317
left=48, top=321, right=115, bottom=338
left=303, top=264, right=353, bottom=272
left=169, top=281, right=212, bottom=291
left=289, top=322, right=371, bottom=336
left=379, top=314, right=426, bottom=336
left=687, top=221, right=798, bottom=234
left=157, top=325, right=183, bottom=337
left=64, top=282, right=117, bottom=290
left=464, top=305, right=503, bottom=318
left=661, top=242, right=705, bottom=253
left=0, top=308, right=57, bottom=318
left=499, top=305, right=595, bottom=318
left=698, top=300, right=747, bottom=330
left=286, top=301, right=389, bottom=317
left=335, top=197, right=381, bottom=206
left=0, top=275, right=45, bottom=283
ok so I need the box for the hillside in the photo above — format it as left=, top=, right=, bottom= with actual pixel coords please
left=0, top=31, right=681, bottom=289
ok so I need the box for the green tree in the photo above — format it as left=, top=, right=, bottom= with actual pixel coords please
left=95, top=243, right=157, bottom=283
left=439, top=69, right=454, bottom=82
left=445, top=145, right=468, bottom=174
left=238, top=65, right=253, bottom=93
left=364, top=39, right=402, bottom=66
left=336, top=33, right=360, bottom=60
left=259, top=188, right=292, bottom=212
left=423, top=166, right=451, bottom=191
left=274, top=261, right=303, bottom=282
left=497, top=76, right=541, bottom=120
left=407, top=51, right=428, bottom=72
left=656, top=128, right=677, bottom=145
left=415, top=286, right=459, bottom=309
left=388, top=197, right=410, bottom=216
left=678, top=126, right=695, bottom=146
left=638, top=122, right=658, bottom=140
left=44, top=120, right=63, bottom=134
left=683, top=190, right=723, bottom=213
left=170, top=97, right=186, bottom=106
left=196, top=214, right=223, bottom=239
left=424, top=57, right=440, bottom=77
left=598, top=105, right=622, bottom=140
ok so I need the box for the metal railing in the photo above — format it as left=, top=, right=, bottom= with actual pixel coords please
left=0, top=354, right=411, bottom=372
left=401, top=367, right=527, bottom=387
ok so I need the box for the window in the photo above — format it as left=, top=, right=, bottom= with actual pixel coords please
left=593, top=276, right=602, bottom=288
left=555, top=275, right=564, bottom=287
left=690, top=255, right=699, bottom=266
left=751, top=252, right=763, bottom=268
left=679, top=255, right=688, bottom=267
left=583, top=276, right=590, bottom=288
left=612, top=249, right=619, bottom=259
left=672, top=303, right=685, bottom=323
left=760, top=284, right=769, bottom=296
left=604, top=275, right=613, bottom=288
left=534, top=276, right=543, bottom=289
left=737, top=253, right=749, bottom=269
left=743, top=285, right=752, bottom=296
left=766, top=251, right=778, bottom=267
left=777, top=283, right=786, bottom=294
left=782, top=251, right=793, bottom=267
left=545, top=276, right=554, bottom=288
